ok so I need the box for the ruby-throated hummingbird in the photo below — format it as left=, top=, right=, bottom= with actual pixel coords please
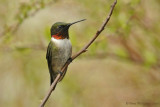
left=46, top=19, right=86, bottom=88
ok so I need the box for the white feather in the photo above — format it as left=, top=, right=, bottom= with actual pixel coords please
left=51, top=37, right=71, bottom=49
left=51, top=37, right=72, bottom=60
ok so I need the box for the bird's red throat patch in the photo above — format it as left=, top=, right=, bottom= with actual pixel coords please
left=52, top=34, right=64, bottom=39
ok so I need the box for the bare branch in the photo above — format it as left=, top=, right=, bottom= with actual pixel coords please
left=39, top=0, right=117, bottom=107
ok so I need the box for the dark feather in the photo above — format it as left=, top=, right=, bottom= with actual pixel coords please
left=46, top=42, right=55, bottom=85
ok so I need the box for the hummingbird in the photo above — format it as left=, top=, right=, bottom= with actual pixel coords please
left=46, top=19, right=86, bottom=88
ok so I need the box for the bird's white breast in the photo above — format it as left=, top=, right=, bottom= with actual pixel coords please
left=51, top=37, right=72, bottom=71
left=51, top=37, right=71, bottom=50
left=51, top=37, right=72, bottom=59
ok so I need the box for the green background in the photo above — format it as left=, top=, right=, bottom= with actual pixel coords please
left=0, top=0, right=160, bottom=107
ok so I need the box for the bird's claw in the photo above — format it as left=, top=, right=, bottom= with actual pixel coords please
left=67, top=57, right=72, bottom=63
left=58, top=71, right=63, bottom=76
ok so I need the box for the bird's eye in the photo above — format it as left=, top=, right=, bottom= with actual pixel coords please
left=57, top=25, right=63, bottom=29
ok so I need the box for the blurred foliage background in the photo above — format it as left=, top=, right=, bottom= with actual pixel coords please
left=0, top=0, right=160, bottom=107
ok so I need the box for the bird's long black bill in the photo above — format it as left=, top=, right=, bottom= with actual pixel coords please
left=70, top=19, right=86, bottom=25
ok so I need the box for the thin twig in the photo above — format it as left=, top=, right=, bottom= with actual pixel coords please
left=39, top=0, right=117, bottom=106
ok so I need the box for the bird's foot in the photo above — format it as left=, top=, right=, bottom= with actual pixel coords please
left=67, top=57, right=72, bottom=63
left=58, top=71, right=63, bottom=76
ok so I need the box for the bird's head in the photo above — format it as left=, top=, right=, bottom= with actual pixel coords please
left=51, top=19, right=86, bottom=39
